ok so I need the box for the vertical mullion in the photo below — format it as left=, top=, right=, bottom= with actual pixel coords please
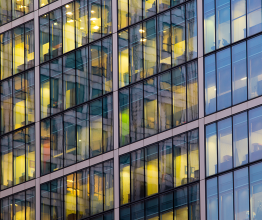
left=185, top=8, right=188, bottom=124
left=214, top=0, right=216, bottom=51
left=232, top=170, right=235, bottom=220
left=216, top=121, right=218, bottom=175
left=217, top=176, right=219, bottom=220
left=187, top=184, right=189, bottom=220
left=248, top=166, right=251, bottom=220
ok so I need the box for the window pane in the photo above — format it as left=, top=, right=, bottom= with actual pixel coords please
left=50, top=9, right=62, bottom=59
left=25, top=70, right=35, bottom=125
left=51, top=178, right=63, bottom=220
left=218, top=118, right=232, bottom=173
left=14, top=191, right=25, bottom=220
left=231, top=0, right=246, bottom=42
left=186, top=0, right=197, bottom=60
left=144, top=18, right=157, bottom=78
left=216, top=0, right=230, bottom=49
left=119, top=30, right=129, bottom=87
left=232, top=42, right=247, bottom=105
left=146, top=197, right=159, bottom=220
left=144, top=77, right=158, bottom=137
left=131, top=149, right=145, bottom=201
left=104, top=160, right=114, bottom=211
left=26, top=125, right=35, bottom=181
left=160, top=192, right=173, bottom=219
left=63, top=52, right=76, bottom=109
left=120, top=207, right=130, bottom=220
left=120, top=154, right=131, bottom=205
left=234, top=168, right=249, bottom=220
left=158, top=0, right=170, bottom=12
left=12, top=0, right=24, bottom=19
left=207, top=178, right=218, bottom=220
left=51, top=115, right=63, bottom=172
left=158, top=72, right=172, bottom=132
left=40, top=14, right=50, bottom=63
left=41, top=120, right=50, bottom=175
left=130, top=83, right=143, bottom=143
left=247, top=35, right=262, bottom=99
left=77, top=104, right=89, bottom=161
left=173, top=66, right=186, bottom=126
left=102, top=0, right=112, bottom=36
left=90, top=163, right=103, bottom=215
left=160, top=138, right=173, bottom=192
left=144, top=0, right=156, bottom=18
left=118, top=0, right=128, bottom=29
left=25, top=21, right=34, bottom=69
left=89, top=0, right=101, bottom=42
left=249, top=106, right=262, bottom=162
left=189, top=184, right=200, bottom=219
left=158, top=11, right=171, bottom=72
left=76, top=47, right=89, bottom=105
left=41, top=64, right=50, bottom=119
left=1, top=134, right=13, bottom=190
left=188, top=129, right=199, bottom=182
left=13, top=25, right=25, bottom=75
left=64, top=110, right=76, bottom=167
left=247, top=0, right=262, bottom=36
left=145, top=144, right=158, bottom=197
left=26, top=188, right=35, bottom=220
left=219, top=173, right=233, bottom=220
left=103, top=95, right=113, bottom=152
left=64, top=173, right=77, bottom=220
left=63, top=3, right=75, bottom=53
left=233, top=112, right=248, bottom=167
left=1, top=31, right=12, bottom=80
left=90, top=99, right=102, bottom=157
left=41, top=183, right=50, bottom=220
left=75, top=0, right=88, bottom=48
left=102, top=37, right=113, bottom=94
left=174, top=187, right=188, bottom=220
left=187, top=61, right=198, bottom=122
left=131, top=202, right=144, bottom=220
left=173, top=133, right=187, bottom=187
left=130, top=0, right=142, bottom=25
left=119, top=88, right=130, bottom=146
left=0, top=0, right=11, bottom=25
left=204, top=0, right=215, bottom=53
left=13, top=129, right=25, bottom=185
left=206, top=123, right=217, bottom=176
left=24, top=0, right=33, bottom=14
left=217, top=48, right=231, bottom=111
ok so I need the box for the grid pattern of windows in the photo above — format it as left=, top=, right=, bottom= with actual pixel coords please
left=40, top=159, right=114, bottom=219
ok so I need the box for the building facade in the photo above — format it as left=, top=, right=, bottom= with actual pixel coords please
left=0, top=0, right=261, bottom=219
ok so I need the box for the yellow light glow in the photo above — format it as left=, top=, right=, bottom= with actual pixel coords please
left=140, top=38, right=146, bottom=42
left=90, top=18, right=96, bottom=21
left=79, top=140, right=82, bottom=142
left=54, top=22, right=57, bottom=25
left=93, top=26, right=99, bottom=30
left=41, top=3, right=45, bottom=6
left=68, top=19, right=74, bottom=23
left=66, top=12, right=73, bottom=15
left=65, top=4, right=70, bottom=8
left=139, top=29, right=145, bottom=33
left=91, top=10, right=95, bottom=13
left=80, top=27, right=84, bottom=30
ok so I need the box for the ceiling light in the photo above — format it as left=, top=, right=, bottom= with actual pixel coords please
left=139, top=29, right=145, bottom=33
left=65, top=4, right=70, bottom=8
left=66, top=11, right=73, bottom=15
left=93, top=26, right=99, bottom=30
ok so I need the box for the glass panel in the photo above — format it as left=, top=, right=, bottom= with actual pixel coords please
left=143, top=0, right=156, bottom=18
left=41, top=64, right=50, bottom=119
left=102, top=0, right=112, bottom=36
left=12, top=0, right=24, bottom=19
left=218, top=118, right=232, bottom=173
left=249, top=106, right=262, bottom=162
left=51, top=178, right=63, bottom=220
left=118, top=0, right=128, bottom=29
left=173, top=66, right=186, bottom=126
left=131, top=149, right=145, bottom=201
left=63, top=3, right=75, bottom=53
left=14, top=191, right=25, bottom=220
left=50, top=58, right=63, bottom=115
left=120, top=206, right=131, bottom=220
left=233, top=112, right=248, bottom=167
left=250, top=162, right=262, bottom=220
left=1, top=196, right=12, bottom=220
left=64, top=110, right=76, bottom=167
left=173, top=133, right=187, bottom=187
left=1, top=134, right=13, bottom=190
left=41, top=120, right=50, bottom=175
left=247, top=0, right=262, bottom=36
left=216, top=0, right=230, bottom=49
left=120, top=154, right=131, bottom=205
left=188, top=129, right=199, bottom=182
left=103, top=95, right=113, bottom=152
left=130, top=83, right=143, bottom=143
left=50, top=8, right=62, bottom=59
left=64, top=173, right=77, bottom=220
left=104, top=160, right=114, bottom=211
left=24, top=0, right=33, bottom=14
left=40, top=0, right=48, bottom=7
left=232, top=42, right=247, bottom=105
left=90, top=163, right=103, bottom=215
left=146, top=198, right=159, bottom=220
left=206, top=123, right=217, bottom=176
left=0, top=0, right=11, bottom=25
left=160, top=192, right=173, bottom=219
left=219, top=173, right=233, bottom=220
left=130, top=0, right=142, bottom=25
left=104, top=212, right=114, bottom=220
left=89, top=0, right=101, bottom=42
left=75, top=0, right=88, bottom=48
left=1, top=31, right=12, bottom=80
left=217, top=48, right=231, bottom=111
left=77, top=104, right=89, bottom=162
left=145, top=144, right=158, bottom=197
left=189, top=184, right=200, bottom=219
left=77, top=169, right=89, bottom=219
left=63, top=52, right=76, bottom=109
left=40, top=14, right=50, bottom=63
left=144, top=18, right=157, bottom=78
left=26, top=125, right=35, bottom=181
left=51, top=115, right=63, bottom=172
left=174, top=187, right=188, bottom=220
left=102, top=37, right=113, bottom=94
left=158, top=72, right=172, bottom=132
left=25, top=70, right=34, bottom=125
left=119, top=30, right=129, bottom=87
left=232, top=0, right=246, bottom=42
left=144, top=77, right=158, bottom=137
left=187, top=61, right=198, bottom=122
left=1, top=79, right=13, bottom=134
left=158, top=0, right=170, bottom=12
left=90, top=99, right=102, bottom=157
left=41, top=183, right=50, bottom=220
left=119, top=88, right=130, bottom=146
left=130, top=23, right=143, bottom=83
left=90, top=41, right=102, bottom=99
left=13, top=129, right=25, bottom=185
left=158, top=11, right=171, bottom=72
left=204, top=0, right=215, bottom=53
left=248, top=35, right=262, bottom=99
left=207, top=178, right=218, bottom=220
left=186, top=0, right=197, bottom=60
left=13, top=25, right=25, bottom=75
left=26, top=188, right=35, bottom=220
left=131, top=202, right=144, bottom=220
left=25, top=21, right=34, bottom=69
left=160, top=138, right=173, bottom=192
left=234, top=168, right=249, bottom=220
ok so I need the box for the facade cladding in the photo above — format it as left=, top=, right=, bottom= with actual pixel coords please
left=0, top=0, right=262, bottom=219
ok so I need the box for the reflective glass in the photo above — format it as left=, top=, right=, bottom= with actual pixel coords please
left=102, top=0, right=112, bottom=36
left=206, top=123, right=217, bottom=176
left=1, top=196, right=12, bottom=220
left=205, top=55, right=215, bottom=115
left=174, top=188, right=188, bottom=220
left=0, top=0, right=11, bottom=25
left=26, top=126, right=35, bottom=181
left=41, top=183, right=50, bottom=220
left=247, top=0, right=262, bottom=36
left=160, top=193, right=173, bottom=219
left=103, top=95, right=113, bottom=153
left=188, top=129, right=199, bottom=182
left=1, top=31, right=12, bottom=80
left=1, top=79, right=12, bottom=134
left=119, top=30, right=129, bottom=87
left=158, top=0, right=170, bottom=12
left=144, top=0, right=156, bottom=18
left=64, top=173, right=77, bottom=220
left=63, top=3, right=75, bottom=53
left=13, top=25, right=25, bottom=75
left=130, top=0, right=142, bottom=25
left=41, top=64, right=50, bottom=118
left=51, top=178, right=63, bottom=220
left=120, top=154, right=131, bottom=205
left=75, top=0, right=88, bottom=48
left=26, top=188, right=35, bottom=220
left=102, top=37, right=113, bottom=94
left=189, top=184, right=200, bottom=219
left=104, top=160, right=114, bottom=211
left=41, top=120, right=50, bottom=176
left=204, top=0, right=215, bottom=53
left=118, top=0, right=128, bottom=29
left=89, top=0, right=101, bottom=42
left=207, top=178, right=218, bottom=220
left=25, top=21, right=34, bottom=69
left=40, top=14, right=50, bottom=63
left=146, top=198, right=159, bottom=220
left=231, top=0, right=246, bottom=42
left=14, top=191, right=25, bottom=220
left=131, top=202, right=144, bottom=220
left=50, top=9, right=62, bottom=59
